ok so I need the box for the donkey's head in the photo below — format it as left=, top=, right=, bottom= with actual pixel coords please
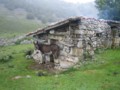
left=33, top=41, right=39, bottom=50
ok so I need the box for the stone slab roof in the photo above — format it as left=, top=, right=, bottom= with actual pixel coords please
left=26, top=17, right=120, bottom=36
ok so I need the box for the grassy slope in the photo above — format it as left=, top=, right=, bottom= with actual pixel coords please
left=0, top=45, right=120, bottom=90
left=0, top=5, right=44, bottom=38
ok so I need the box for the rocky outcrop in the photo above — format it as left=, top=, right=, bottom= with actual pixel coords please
left=0, top=35, right=32, bottom=46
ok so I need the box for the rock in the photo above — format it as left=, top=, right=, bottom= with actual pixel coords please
left=26, top=75, right=31, bottom=78
left=32, top=50, right=43, bottom=64
left=73, top=64, right=81, bottom=69
left=12, top=76, right=23, bottom=80
left=59, top=60, right=74, bottom=69
left=20, top=40, right=32, bottom=44
left=26, top=55, right=32, bottom=59
left=0, top=38, right=7, bottom=46
left=77, top=41, right=83, bottom=48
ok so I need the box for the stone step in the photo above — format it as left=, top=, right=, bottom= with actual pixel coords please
left=59, top=56, right=79, bottom=64
left=59, top=60, right=75, bottom=69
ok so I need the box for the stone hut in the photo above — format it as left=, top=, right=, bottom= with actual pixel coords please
left=27, top=17, right=120, bottom=70
left=107, top=20, right=120, bottom=48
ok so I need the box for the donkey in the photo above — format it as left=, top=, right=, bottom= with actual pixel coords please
left=33, top=41, right=60, bottom=59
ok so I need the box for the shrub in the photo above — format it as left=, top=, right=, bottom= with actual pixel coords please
left=36, top=71, right=48, bottom=76
left=0, top=55, right=13, bottom=63
left=24, top=48, right=34, bottom=56
left=14, top=40, right=21, bottom=45
left=8, top=63, right=14, bottom=68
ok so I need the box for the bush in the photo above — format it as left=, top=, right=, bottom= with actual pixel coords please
left=8, top=63, right=14, bottom=68
left=14, top=40, right=21, bottom=45
left=24, top=49, right=34, bottom=60
left=24, top=49, right=34, bottom=56
left=0, top=55, right=13, bottom=63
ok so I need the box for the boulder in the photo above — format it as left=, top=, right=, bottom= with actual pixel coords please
left=32, top=50, right=43, bottom=64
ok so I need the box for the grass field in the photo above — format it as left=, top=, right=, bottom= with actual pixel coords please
left=0, top=44, right=120, bottom=90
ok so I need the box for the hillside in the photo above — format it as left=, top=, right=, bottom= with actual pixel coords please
left=0, top=0, right=98, bottom=38
left=0, top=4, right=44, bottom=38
left=0, top=0, right=98, bottom=23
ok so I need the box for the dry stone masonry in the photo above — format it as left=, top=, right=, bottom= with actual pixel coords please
left=27, top=17, right=120, bottom=70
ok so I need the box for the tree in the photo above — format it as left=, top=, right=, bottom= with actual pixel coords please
left=95, top=0, right=120, bottom=20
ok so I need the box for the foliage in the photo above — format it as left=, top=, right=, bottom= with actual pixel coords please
left=95, top=0, right=120, bottom=20
left=24, top=48, right=34, bottom=56
left=0, top=54, right=13, bottom=63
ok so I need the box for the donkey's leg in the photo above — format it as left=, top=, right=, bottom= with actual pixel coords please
left=42, top=54, right=46, bottom=64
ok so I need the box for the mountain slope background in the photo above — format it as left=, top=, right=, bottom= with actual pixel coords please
left=0, top=4, right=43, bottom=38
left=0, top=0, right=98, bottom=38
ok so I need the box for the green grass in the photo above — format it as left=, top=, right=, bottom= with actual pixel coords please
left=0, top=15, right=43, bottom=38
left=0, top=45, right=120, bottom=90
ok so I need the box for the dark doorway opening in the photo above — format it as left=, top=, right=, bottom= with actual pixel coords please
left=50, top=54, right=54, bottom=63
